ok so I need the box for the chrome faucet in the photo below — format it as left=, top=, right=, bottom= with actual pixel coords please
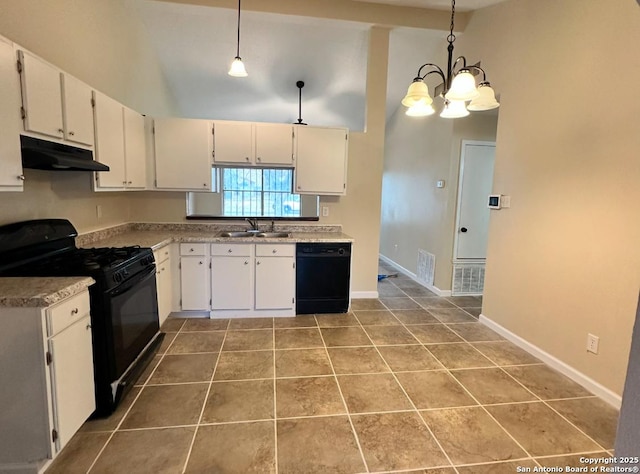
left=246, top=218, right=259, bottom=231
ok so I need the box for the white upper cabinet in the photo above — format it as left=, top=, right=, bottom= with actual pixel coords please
left=18, top=50, right=64, bottom=140
left=0, top=37, right=23, bottom=191
left=123, top=106, right=146, bottom=189
left=93, top=91, right=126, bottom=189
left=254, top=123, right=294, bottom=166
left=294, top=126, right=348, bottom=195
left=154, top=118, right=212, bottom=191
left=18, top=50, right=95, bottom=149
left=213, top=121, right=294, bottom=166
left=61, top=74, right=94, bottom=146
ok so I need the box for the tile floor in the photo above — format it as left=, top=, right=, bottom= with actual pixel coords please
left=47, top=265, right=620, bottom=473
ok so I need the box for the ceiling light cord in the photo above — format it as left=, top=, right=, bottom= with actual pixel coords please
left=400, top=0, right=499, bottom=117
left=236, top=0, right=241, bottom=58
left=294, top=81, right=307, bottom=125
left=228, top=0, right=248, bottom=77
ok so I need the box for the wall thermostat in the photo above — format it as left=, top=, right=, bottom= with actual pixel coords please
left=488, top=194, right=502, bottom=209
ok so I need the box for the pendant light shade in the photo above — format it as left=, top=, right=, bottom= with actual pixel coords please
left=401, top=80, right=433, bottom=107
left=440, top=99, right=469, bottom=119
left=228, top=0, right=247, bottom=77
left=467, top=82, right=500, bottom=111
left=406, top=99, right=436, bottom=117
left=228, top=57, right=248, bottom=77
left=445, top=69, right=479, bottom=101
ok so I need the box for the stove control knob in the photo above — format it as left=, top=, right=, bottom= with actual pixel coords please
left=113, top=273, right=123, bottom=283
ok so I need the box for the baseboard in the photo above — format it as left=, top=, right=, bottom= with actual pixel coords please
left=480, top=314, right=622, bottom=409
left=351, top=291, right=379, bottom=299
left=378, top=254, right=451, bottom=296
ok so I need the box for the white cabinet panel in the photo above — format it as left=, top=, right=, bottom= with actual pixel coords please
left=123, top=107, right=146, bottom=189
left=254, top=123, right=293, bottom=166
left=61, top=74, right=94, bottom=146
left=93, top=91, right=126, bottom=189
left=48, top=315, right=95, bottom=450
left=294, top=126, right=348, bottom=195
left=180, top=255, right=210, bottom=311
left=154, top=118, right=212, bottom=190
left=211, top=257, right=253, bottom=310
left=18, top=50, right=64, bottom=139
left=154, top=245, right=173, bottom=326
left=0, top=38, right=23, bottom=190
left=255, top=256, right=295, bottom=310
left=213, top=121, right=253, bottom=165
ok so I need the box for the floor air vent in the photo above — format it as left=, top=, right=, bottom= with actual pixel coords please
left=416, top=250, right=435, bottom=286
left=452, top=262, right=485, bottom=295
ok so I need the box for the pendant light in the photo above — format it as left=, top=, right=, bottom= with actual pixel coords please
left=400, top=0, right=499, bottom=118
left=228, top=0, right=247, bottom=77
left=293, top=81, right=307, bottom=125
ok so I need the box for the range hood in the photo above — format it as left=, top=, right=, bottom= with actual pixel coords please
left=20, top=135, right=110, bottom=172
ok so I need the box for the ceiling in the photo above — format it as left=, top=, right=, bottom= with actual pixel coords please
left=352, top=0, right=507, bottom=12
left=125, top=0, right=503, bottom=130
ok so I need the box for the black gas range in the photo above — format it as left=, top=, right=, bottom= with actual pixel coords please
left=0, top=219, right=163, bottom=416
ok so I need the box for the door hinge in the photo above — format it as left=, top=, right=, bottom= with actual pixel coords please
left=209, top=298, right=212, bottom=306
left=51, top=429, right=58, bottom=443
left=212, top=125, right=215, bottom=135
left=343, top=183, right=346, bottom=189
left=179, top=298, right=182, bottom=306
left=292, top=262, right=295, bottom=269
left=20, top=106, right=26, bottom=120
left=292, top=297, right=295, bottom=304
left=345, top=133, right=348, bottom=140
left=16, top=59, right=22, bottom=73
left=212, top=150, right=215, bottom=158
left=178, top=261, right=181, bottom=269
left=46, top=351, right=52, bottom=365
left=209, top=262, right=212, bottom=269
left=91, top=97, right=96, bottom=108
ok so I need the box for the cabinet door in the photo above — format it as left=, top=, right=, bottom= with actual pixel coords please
left=123, top=107, right=146, bottom=189
left=157, top=261, right=172, bottom=326
left=0, top=38, right=23, bottom=190
left=213, top=121, right=253, bottom=164
left=255, top=123, right=293, bottom=166
left=18, top=51, right=64, bottom=139
left=154, top=118, right=212, bottom=190
left=294, top=126, right=348, bottom=195
left=48, top=315, right=95, bottom=452
left=93, top=91, right=126, bottom=189
left=211, top=256, right=252, bottom=310
left=180, top=256, right=210, bottom=310
left=61, top=74, right=94, bottom=146
left=255, top=256, right=295, bottom=310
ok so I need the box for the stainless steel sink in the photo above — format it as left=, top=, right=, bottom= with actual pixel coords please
left=256, top=232, right=291, bottom=238
left=218, top=231, right=257, bottom=238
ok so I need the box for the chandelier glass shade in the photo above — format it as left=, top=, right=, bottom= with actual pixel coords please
left=401, top=0, right=499, bottom=118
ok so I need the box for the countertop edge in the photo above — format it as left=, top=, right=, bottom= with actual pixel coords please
left=0, top=276, right=95, bottom=308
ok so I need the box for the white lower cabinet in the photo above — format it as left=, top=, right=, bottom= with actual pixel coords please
left=255, top=244, right=296, bottom=310
left=153, top=245, right=174, bottom=326
left=179, top=246, right=210, bottom=311
left=0, top=290, right=95, bottom=473
left=211, top=244, right=253, bottom=311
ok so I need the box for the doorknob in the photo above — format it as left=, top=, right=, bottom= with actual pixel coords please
left=460, top=227, right=468, bottom=233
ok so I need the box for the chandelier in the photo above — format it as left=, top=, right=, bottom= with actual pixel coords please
left=228, top=0, right=247, bottom=77
left=401, top=0, right=499, bottom=118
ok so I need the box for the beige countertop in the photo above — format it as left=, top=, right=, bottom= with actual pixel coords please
left=78, top=228, right=354, bottom=251
left=0, top=277, right=95, bottom=308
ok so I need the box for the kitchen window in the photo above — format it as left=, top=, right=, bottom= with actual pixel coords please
left=186, top=167, right=318, bottom=218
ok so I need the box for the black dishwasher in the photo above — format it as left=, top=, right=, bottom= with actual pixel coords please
left=296, top=242, right=352, bottom=314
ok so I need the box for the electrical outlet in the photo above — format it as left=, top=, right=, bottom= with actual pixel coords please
left=586, top=333, right=599, bottom=354
left=322, top=206, right=329, bottom=217
left=96, top=205, right=102, bottom=219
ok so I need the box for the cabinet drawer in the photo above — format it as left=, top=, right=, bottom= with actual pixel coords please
left=211, top=243, right=252, bottom=257
left=47, top=291, right=91, bottom=336
left=180, top=243, right=207, bottom=256
left=153, top=245, right=171, bottom=264
left=256, top=244, right=295, bottom=257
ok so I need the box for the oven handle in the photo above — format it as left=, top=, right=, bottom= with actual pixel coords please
left=108, top=265, right=156, bottom=297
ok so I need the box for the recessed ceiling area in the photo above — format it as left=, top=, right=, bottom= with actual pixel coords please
left=125, top=0, right=504, bottom=130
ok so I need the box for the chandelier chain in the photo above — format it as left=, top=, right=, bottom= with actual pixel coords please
left=447, top=0, right=456, bottom=45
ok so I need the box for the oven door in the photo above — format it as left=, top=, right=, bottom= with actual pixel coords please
left=106, top=265, right=160, bottom=380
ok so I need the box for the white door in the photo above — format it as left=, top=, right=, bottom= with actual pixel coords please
left=93, top=91, right=125, bottom=188
left=455, top=141, right=496, bottom=259
left=255, top=123, right=293, bottom=166
left=255, top=257, right=295, bottom=310
left=180, top=256, right=210, bottom=310
left=0, top=38, right=23, bottom=189
left=61, top=74, right=94, bottom=146
left=294, top=126, right=348, bottom=195
left=211, top=257, right=252, bottom=310
left=123, top=107, right=146, bottom=189
left=213, top=121, right=253, bottom=164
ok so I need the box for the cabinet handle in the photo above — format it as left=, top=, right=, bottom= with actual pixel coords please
left=297, top=186, right=301, bottom=190
left=128, top=181, right=132, bottom=185
left=227, top=249, right=233, bottom=253
left=244, top=261, right=248, bottom=265
left=123, top=181, right=127, bottom=185
left=257, top=157, right=261, bottom=162
left=17, top=175, right=25, bottom=181
left=69, top=131, right=75, bottom=136
left=256, top=261, right=261, bottom=265
left=164, top=251, right=169, bottom=255
left=272, top=249, right=277, bottom=254
left=57, top=128, right=64, bottom=134
left=203, top=183, right=207, bottom=187
left=161, top=267, right=165, bottom=271
left=245, top=157, right=250, bottom=162
left=86, top=324, right=92, bottom=330
left=71, top=308, right=79, bottom=315
left=199, top=261, right=203, bottom=265
left=189, top=248, right=194, bottom=252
